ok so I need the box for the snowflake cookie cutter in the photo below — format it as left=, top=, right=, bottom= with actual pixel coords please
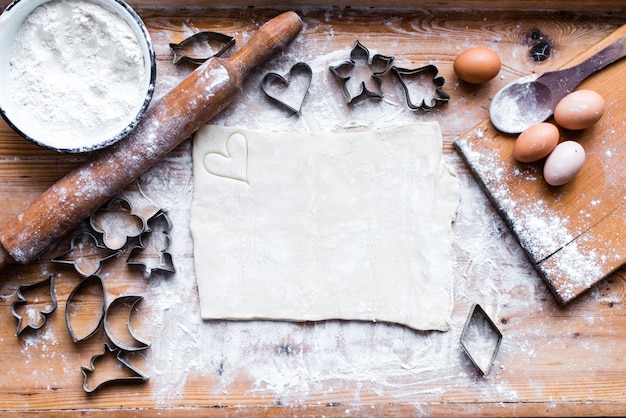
left=11, top=274, right=57, bottom=336
left=81, top=343, right=149, bottom=393
left=329, top=40, right=394, bottom=104
left=460, top=304, right=503, bottom=376
left=391, top=64, right=451, bottom=110
left=262, top=62, right=312, bottom=115
left=169, top=31, right=236, bottom=65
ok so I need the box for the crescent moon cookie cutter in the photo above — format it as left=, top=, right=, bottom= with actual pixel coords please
left=169, top=31, right=236, bottom=65
left=104, top=295, right=151, bottom=352
left=460, top=304, right=503, bottom=376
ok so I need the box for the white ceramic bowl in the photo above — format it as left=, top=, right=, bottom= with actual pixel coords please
left=0, top=0, right=156, bottom=153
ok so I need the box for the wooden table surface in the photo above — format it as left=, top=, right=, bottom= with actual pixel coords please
left=1, top=1, right=626, bottom=416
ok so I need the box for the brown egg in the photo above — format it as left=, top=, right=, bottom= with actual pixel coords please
left=554, top=90, right=605, bottom=130
left=513, top=122, right=560, bottom=163
left=453, top=47, right=501, bottom=84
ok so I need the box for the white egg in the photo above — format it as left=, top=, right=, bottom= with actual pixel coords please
left=543, top=141, right=586, bottom=186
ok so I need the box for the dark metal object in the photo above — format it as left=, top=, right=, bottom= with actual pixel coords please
left=392, top=64, right=450, bottom=110
left=169, top=31, right=236, bottom=65
left=261, top=62, right=312, bottom=115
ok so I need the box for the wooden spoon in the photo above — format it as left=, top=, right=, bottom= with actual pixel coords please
left=489, top=35, right=626, bottom=134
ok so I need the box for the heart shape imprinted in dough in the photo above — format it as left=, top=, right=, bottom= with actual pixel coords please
left=203, top=133, right=248, bottom=183
left=261, top=62, right=312, bottom=115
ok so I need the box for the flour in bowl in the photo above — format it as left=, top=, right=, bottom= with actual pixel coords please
left=8, top=0, right=147, bottom=151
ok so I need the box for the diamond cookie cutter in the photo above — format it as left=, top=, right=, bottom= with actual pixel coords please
left=392, top=64, right=450, bottom=110
left=329, top=40, right=394, bottom=104
left=460, top=304, right=503, bottom=376
left=12, top=274, right=57, bottom=336
left=81, top=343, right=149, bottom=393
left=262, top=62, right=312, bottom=115
left=169, top=31, right=236, bottom=65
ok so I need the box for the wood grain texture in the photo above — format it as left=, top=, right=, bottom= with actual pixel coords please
left=455, top=24, right=626, bottom=304
left=0, top=4, right=625, bottom=416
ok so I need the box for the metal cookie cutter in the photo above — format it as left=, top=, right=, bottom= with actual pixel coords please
left=91, top=197, right=145, bottom=251
left=104, top=295, right=151, bottom=352
left=12, top=274, right=57, bottom=336
left=81, top=343, right=149, bottom=393
left=52, top=232, right=121, bottom=277
left=127, top=210, right=175, bottom=275
left=460, top=304, right=503, bottom=376
left=392, top=64, right=450, bottom=110
left=262, top=62, right=312, bottom=115
left=169, top=31, right=236, bottom=65
left=65, top=275, right=106, bottom=343
left=329, top=40, right=394, bottom=104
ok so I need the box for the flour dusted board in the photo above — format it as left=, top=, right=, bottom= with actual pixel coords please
left=191, top=124, right=460, bottom=331
left=454, top=24, right=626, bottom=305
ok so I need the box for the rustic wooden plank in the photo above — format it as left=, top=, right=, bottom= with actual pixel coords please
left=455, top=23, right=626, bottom=304
left=0, top=5, right=625, bottom=416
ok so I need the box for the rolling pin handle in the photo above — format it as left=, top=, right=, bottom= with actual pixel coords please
left=229, top=11, right=303, bottom=75
left=0, top=244, right=15, bottom=271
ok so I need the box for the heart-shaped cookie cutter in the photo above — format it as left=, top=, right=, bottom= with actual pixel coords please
left=261, top=62, right=312, bottom=115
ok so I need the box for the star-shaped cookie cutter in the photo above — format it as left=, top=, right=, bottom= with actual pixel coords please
left=329, top=40, right=394, bottom=104
left=391, top=64, right=450, bottom=110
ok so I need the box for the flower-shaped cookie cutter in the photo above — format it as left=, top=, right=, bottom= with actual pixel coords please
left=262, top=62, right=312, bottom=115
left=169, top=31, right=236, bottom=65
left=329, top=40, right=394, bottom=104
left=391, top=64, right=451, bottom=110
left=11, top=274, right=57, bottom=336
left=90, top=198, right=145, bottom=251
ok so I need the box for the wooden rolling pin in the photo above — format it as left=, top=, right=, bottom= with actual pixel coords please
left=0, top=11, right=303, bottom=272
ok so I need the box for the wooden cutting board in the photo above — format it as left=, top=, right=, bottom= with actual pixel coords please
left=454, top=23, right=626, bottom=305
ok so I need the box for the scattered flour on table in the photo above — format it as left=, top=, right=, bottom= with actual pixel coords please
left=131, top=38, right=533, bottom=407
left=9, top=0, right=146, bottom=149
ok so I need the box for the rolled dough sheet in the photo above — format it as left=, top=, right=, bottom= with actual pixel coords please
left=191, top=123, right=460, bottom=331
